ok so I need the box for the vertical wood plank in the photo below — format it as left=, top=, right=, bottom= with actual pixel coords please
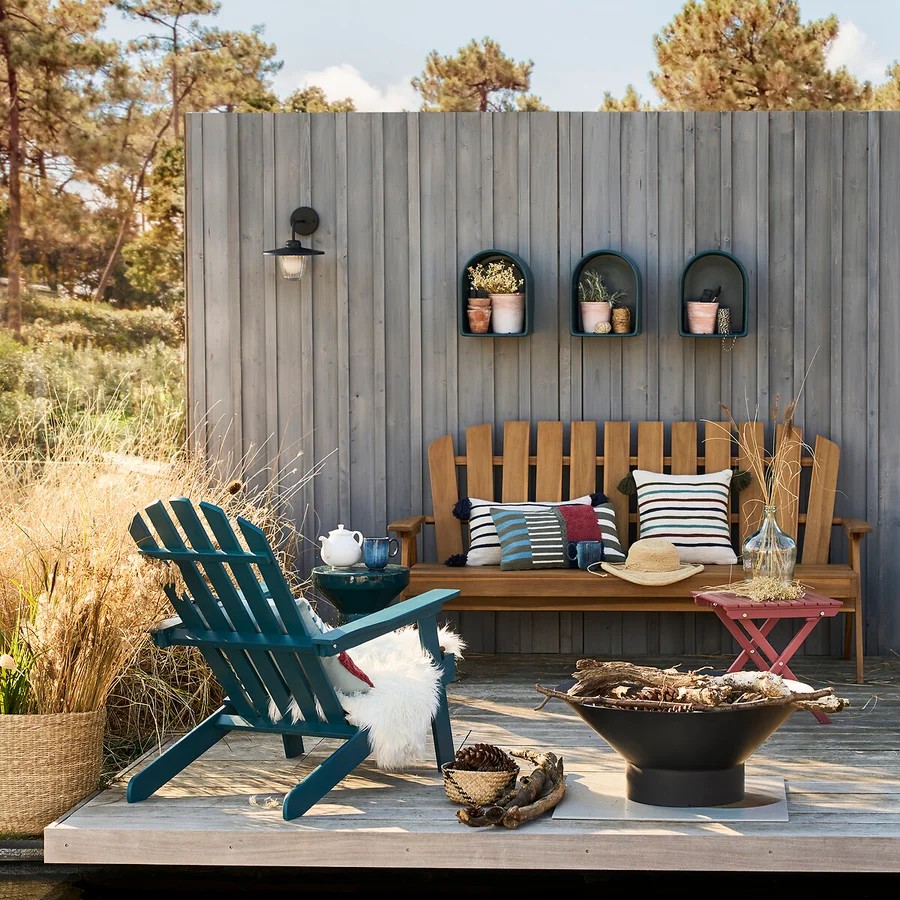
left=756, top=113, right=770, bottom=421
left=704, top=420, right=733, bottom=474
left=428, top=434, right=463, bottom=560
left=804, top=436, right=840, bottom=564
left=682, top=111, right=696, bottom=421
left=261, top=113, right=278, bottom=480
left=185, top=114, right=207, bottom=453
left=535, top=421, right=563, bottom=501
left=738, top=421, right=766, bottom=543
left=335, top=113, right=351, bottom=519
left=501, top=421, right=531, bottom=502
left=465, top=423, right=495, bottom=500
left=407, top=113, right=424, bottom=542
left=792, top=112, right=807, bottom=423
left=773, top=425, right=802, bottom=539
left=637, top=422, right=664, bottom=477
left=830, top=112, right=844, bottom=456
left=602, top=421, right=632, bottom=548
left=569, top=420, right=598, bottom=499
left=371, top=114, right=387, bottom=532
left=670, top=422, right=698, bottom=475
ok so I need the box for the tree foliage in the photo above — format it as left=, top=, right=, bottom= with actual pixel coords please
left=651, top=0, right=870, bottom=110
left=600, top=85, right=653, bottom=111
left=411, top=37, right=547, bottom=112
left=282, top=85, right=356, bottom=112
left=871, top=63, right=900, bottom=109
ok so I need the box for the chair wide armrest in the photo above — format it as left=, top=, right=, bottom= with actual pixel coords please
left=842, top=517, right=873, bottom=536
left=313, top=589, right=460, bottom=655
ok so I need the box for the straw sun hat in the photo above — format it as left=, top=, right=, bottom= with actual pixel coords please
left=599, top=538, right=703, bottom=586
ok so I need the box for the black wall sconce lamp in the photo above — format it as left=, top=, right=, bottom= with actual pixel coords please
left=263, top=206, right=324, bottom=281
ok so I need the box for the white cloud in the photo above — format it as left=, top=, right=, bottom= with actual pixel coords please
left=826, top=21, right=889, bottom=84
left=288, top=63, right=419, bottom=112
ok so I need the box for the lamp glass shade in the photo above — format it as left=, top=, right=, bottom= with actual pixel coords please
left=278, top=254, right=310, bottom=281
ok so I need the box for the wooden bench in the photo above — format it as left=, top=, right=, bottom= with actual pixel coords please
left=388, top=420, right=872, bottom=683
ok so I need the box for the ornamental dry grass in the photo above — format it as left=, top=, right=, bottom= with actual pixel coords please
left=0, top=395, right=324, bottom=772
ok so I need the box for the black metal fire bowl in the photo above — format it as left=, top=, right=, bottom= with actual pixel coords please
left=556, top=679, right=797, bottom=808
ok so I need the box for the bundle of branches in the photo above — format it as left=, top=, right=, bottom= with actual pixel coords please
left=535, top=660, right=848, bottom=715
left=456, top=749, right=565, bottom=829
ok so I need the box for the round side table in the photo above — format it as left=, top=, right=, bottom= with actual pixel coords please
left=310, top=564, right=410, bottom=623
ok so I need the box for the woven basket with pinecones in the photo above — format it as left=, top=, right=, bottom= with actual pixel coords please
left=441, top=743, right=519, bottom=806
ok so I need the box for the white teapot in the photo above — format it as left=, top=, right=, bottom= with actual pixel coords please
left=318, top=524, right=363, bottom=567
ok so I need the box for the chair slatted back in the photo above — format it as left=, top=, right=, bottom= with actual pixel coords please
left=429, top=421, right=843, bottom=564
left=130, top=499, right=347, bottom=729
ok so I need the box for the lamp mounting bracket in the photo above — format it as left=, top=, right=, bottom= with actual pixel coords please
left=290, top=207, right=319, bottom=236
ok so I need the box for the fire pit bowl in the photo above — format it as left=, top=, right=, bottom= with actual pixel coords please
left=556, top=678, right=800, bottom=807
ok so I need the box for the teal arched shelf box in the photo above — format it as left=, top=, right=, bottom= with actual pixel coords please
left=679, top=250, right=749, bottom=338
left=459, top=249, right=534, bottom=337
left=570, top=250, right=642, bottom=337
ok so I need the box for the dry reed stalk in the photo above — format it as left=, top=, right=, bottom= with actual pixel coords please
left=0, top=392, right=331, bottom=759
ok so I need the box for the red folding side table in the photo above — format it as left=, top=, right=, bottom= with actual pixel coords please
left=692, top=589, right=844, bottom=724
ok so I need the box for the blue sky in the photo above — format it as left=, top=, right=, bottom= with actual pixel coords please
left=103, top=0, right=900, bottom=110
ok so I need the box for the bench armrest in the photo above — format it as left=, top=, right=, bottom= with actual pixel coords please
left=842, top=517, right=873, bottom=536
left=149, top=615, right=184, bottom=648
left=388, top=515, right=426, bottom=567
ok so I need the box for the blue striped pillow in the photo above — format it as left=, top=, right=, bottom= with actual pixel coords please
left=490, top=507, right=571, bottom=571
left=632, top=469, right=738, bottom=565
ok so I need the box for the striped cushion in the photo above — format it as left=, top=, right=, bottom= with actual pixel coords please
left=490, top=507, right=578, bottom=570
left=633, top=468, right=738, bottom=565
left=453, top=495, right=624, bottom=566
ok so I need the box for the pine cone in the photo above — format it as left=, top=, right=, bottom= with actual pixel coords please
left=452, top=742, right=517, bottom=772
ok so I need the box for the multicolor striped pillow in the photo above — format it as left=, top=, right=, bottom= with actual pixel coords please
left=450, top=494, right=625, bottom=566
left=632, top=468, right=738, bottom=565
left=490, top=506, right=595, bottom=570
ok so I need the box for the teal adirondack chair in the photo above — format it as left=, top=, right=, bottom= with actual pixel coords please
left=127, top=497, right=460, bottom=820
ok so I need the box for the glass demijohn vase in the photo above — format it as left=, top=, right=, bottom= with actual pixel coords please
left=742, top=505, right=797, bottom=584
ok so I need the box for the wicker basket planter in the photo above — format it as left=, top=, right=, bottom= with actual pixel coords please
left=0, top=709, right=104, bottom=835
left=442, top=762, right=518, bottom=806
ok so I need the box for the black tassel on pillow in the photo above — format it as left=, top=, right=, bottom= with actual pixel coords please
left=731, top=469, right=752, bottom=492
left=617, top=473, right=637, bottom=495
left=452, top=498, right=473, bottom=521
left=590, top=492, right=608, bottom=505
left=445, top=553, right=468, bottom=567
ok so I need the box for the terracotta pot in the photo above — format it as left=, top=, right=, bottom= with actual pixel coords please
left=468, top=295, right=491, bottom=308
left=686, top=301, right=719, bottom=334
left=580, top=301, right=611, bottom=334
left=467, top=306, right=491, bottom=334
left=489, top=293, right=525, bottom=334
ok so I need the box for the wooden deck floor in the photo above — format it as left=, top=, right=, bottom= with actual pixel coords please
left=45, top=653, right=900, bottom=874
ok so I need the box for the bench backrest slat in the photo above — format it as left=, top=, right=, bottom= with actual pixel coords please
left=671, top=421, right=698, bottom=474
left=466, top=423, right=494, bottom=499
left=428, top=420, right=843, bottom=564
left=429, top=432, right=463, bottom=558
left=603, top=421, right=632, bottom=547
left=569, top=421, right=598, bottom=499
left=803, top=435, right=840, bottom=564
left=774, top=424, right=803, bottom=540
left=501, top=421, right=530, bottom=502
left=536, top=421, right=564, bottom=501
left=738, top=421, right=766, bottom=543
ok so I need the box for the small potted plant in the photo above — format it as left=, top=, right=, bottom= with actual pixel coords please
left=685, top=284, right=721, bottom=334
left=468, top=259, right=525, bottom=334
left=578, top=270, right=627, bottom=334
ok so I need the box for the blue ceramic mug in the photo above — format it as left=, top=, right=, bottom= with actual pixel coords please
left=566, top=539, right=604, bottom=570
left=363, top=536, right=400, bottom=570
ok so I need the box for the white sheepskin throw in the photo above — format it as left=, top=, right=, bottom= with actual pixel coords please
left=275, top=624, right=465, bottom=771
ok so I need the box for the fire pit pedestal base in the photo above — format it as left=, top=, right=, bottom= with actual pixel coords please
left=626, top=763, right=744, bottom=808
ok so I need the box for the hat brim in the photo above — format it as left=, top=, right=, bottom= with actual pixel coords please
left=598, top=561, right=704, bottom=586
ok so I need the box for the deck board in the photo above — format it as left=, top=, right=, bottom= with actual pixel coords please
left=45, top=653, right=900, bottom=872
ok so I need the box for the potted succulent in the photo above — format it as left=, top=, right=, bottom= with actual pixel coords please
left=467, top=259, right=525, bottom=334
left=685, top=284, right=721, bottom=334
left=578, top=270, right=627, bottom=334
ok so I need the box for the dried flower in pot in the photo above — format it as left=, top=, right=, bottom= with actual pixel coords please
left=468, top=260, right=525, bottom=334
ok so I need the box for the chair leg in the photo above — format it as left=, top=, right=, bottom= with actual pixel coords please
left=415, top=616, right=456, bottom=770
left=282, top=734, right=305, bottom=759
left=282, top=730, right=372, bottom=821
left=127, top=706, right=231, bottom=803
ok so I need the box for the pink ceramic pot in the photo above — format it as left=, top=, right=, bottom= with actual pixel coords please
left=686, top=301, right=719, bottom=334
left=579, top=301, right=612, bottom=334
left=489, top=293, right=525, bottom=333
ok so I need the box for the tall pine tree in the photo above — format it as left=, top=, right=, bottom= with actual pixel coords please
left=412, top=37, right=548, bottom=112
left=651, top=0, right=869, bottom=111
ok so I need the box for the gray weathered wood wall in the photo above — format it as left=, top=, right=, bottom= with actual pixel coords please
left=185, top=110, right=898, bottom=657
